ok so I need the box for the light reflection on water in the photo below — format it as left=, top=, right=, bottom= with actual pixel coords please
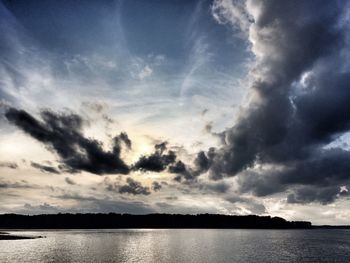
left=1, top=229, right=350, bottom=262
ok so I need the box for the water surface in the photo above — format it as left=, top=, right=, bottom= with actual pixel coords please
left=0, top=229, right=349, bottom=262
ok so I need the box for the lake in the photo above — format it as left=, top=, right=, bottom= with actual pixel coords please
left=0, top=229, right=349, bottom=262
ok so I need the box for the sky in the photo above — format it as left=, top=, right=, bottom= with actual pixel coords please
left=1, top=0, right=350, bottom=225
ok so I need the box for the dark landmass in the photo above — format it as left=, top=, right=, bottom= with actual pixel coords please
left=313, top=225, right=350, bottom=229
left=0, top=232, right=43, bottom=240
left=0, top=213, right=311, bottom=229
left=0, top=235, right=42, bottom=240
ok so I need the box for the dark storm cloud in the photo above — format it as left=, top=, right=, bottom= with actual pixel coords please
left=105, top=177, right=151, bottom=196
left=152, top=181, right=162, bottom=191
left=195, top=148, right=216, bottom=174
left=238, top=149, right=350, bottom=203
left=199, top=0, right=350, bottom=204
left=4, top=107, right=194, bottom=178
left=116, top=132, right=132, bottom=150
left=31, top=162, right=60, bottom=174
left=133, top=142, right=176, bottom=172
left=169, top=160, right=188, bottom=175
left=287, top=186, right=349, bottom=205
left=170, top=148, right=216, bottom=182
left=5, top=107, right=130, bottom=175
left=200, top=181, right=230, bottom=193
left=118, top=178, right=151, bottom=195
left=169, top=160, right=192, bottom=182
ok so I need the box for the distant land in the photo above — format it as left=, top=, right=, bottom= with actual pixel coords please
left=0, top=213, right=312, bottom=229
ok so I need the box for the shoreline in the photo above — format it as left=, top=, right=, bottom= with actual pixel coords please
left=0, top=214, right=312, bottom=229
left=0, top=232, right=43, bottom=240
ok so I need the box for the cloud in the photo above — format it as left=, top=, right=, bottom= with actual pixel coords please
left=0, top=161, right=18, bottom=169
left=31, top=162, right=60, bottom=174
left=116, top=132, right=132, bottom=150
left=23, top=203, right=59, bottom=214
left=211, top=0, right=252, bottom=33
left=152, top=181, right=162, bottom=191
left=165, top=196, right=178, bottom=201
left=65, top=177, right=77, bottom=185
left=201, top=109, right=208, bottom=116
left=200, top=181, right=231, bottom=194
left=170, top=148, right=216, bottom=182
left=198, top=0, right=350, bottom=204
left=118, top=178, right=151, bottom=196
left=105, top=177, right=151, bottom=196
left=287, top=186, right=349, bottom=205
left=204, top=123, right=226, bottom=142
left=0, top=179, right=37, bottom=189
left=138, top=65, right=153, bottom=79
left=81, top=101, right=107, bottom=113
left=7, top=195, right=155, bottom=214
left=194, top=148, right=216, bottom=174
left=204, top=122, right=213, bottom=133
left=4, top=107, right=197, bottom=180
left=133, top=142, right=177, bottom=172
left=225, top=195, right=266, bottom=215
left=5, top=107, right=130, bottom=175
left=169, top=160, right=192, bottom=181
left=55, top=193, right=155, bottom=214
